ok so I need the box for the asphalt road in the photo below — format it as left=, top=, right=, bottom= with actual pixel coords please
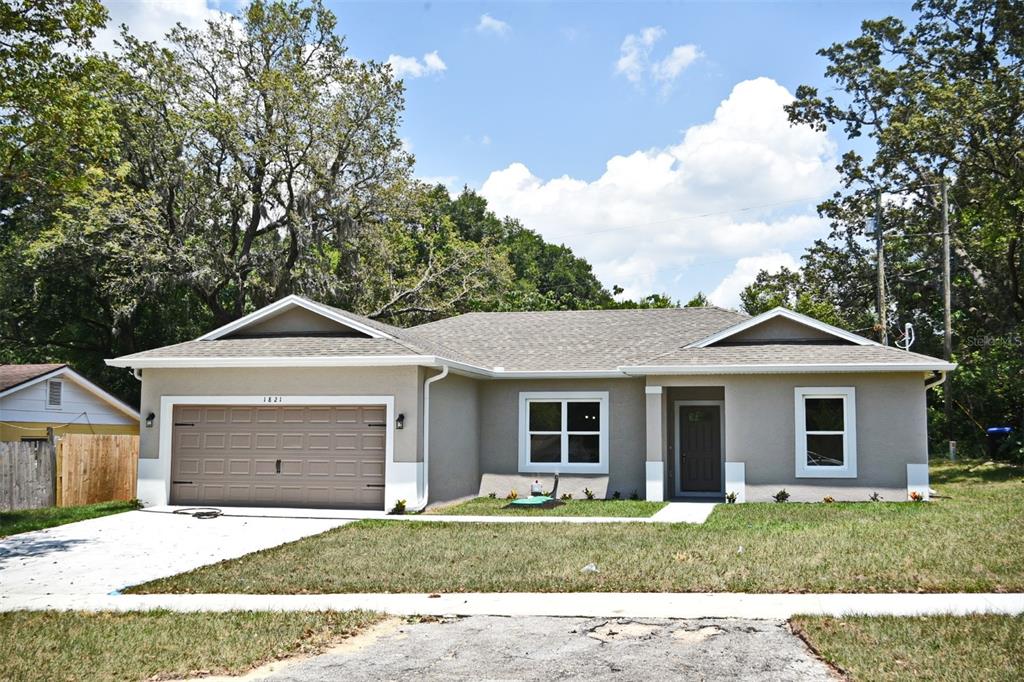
left=265, top=615, right=837, bottom=681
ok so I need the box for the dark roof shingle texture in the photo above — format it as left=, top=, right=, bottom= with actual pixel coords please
left=0, top=364, right=66, bottom=392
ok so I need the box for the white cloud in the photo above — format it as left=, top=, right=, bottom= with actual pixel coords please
left=480, top=77, right=838, bottom=301
left=615, top=26, right=665, bottom=82
left=96, top=0, right=227, bottom=53
left=476, top=13, right=511, bottom=36
left=615, top=26, right=701, bottom=90
left=386, top=51, right=447, bottom=78
left=709, top=252, right=799, bottom=308
left=481, top=134, right=492, bottom=146
left=651, top=44, right=702, bottom=82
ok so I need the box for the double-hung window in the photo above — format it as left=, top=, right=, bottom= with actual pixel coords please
left=518, top=392, right=609, bottom=474
left=794, top=386, right=857, bottom=478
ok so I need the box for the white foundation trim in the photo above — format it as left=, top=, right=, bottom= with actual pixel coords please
left=644, top=386, right=663, bottom=394
left=725, top=462, right=746, bottom=503
left=645, top=461, right=664, bottom=501
left=386, top=461, right=422, bottom=512
left=906, top=463, right=930, bottom=501
left=147, top=395, right=396, bottom=509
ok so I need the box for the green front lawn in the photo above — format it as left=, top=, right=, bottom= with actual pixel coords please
left=130, top=461, right=1024, bottom=594
left=0, top=500, right=140, bottom=538
left=793, top=615, right=1024, bottom=681
left=0, top=610, right=381, bottom=682
left=426, top=497, right=667, bottom=517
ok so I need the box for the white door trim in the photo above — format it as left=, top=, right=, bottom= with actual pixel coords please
left=151, top=395, right=395, bottom=508
left=673, top=400, right=725, bottom=498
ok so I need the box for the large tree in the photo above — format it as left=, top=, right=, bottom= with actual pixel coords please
left=744, top=0, right=1024, bottom=455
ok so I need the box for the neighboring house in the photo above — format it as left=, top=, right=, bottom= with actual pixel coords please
left=0, top=364, right=140, bottom=441
left=107, top=295, right=953, bottom=510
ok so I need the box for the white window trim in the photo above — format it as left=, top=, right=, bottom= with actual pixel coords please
left=794, top=386, right=857, bottom=478
left=518, top=391, right=609, bottom=474
left=45, top=379, right=63, bottom=409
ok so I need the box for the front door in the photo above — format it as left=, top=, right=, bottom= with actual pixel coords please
left=676, top=403, right=722, bottom=494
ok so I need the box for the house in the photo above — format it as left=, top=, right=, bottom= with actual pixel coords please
left=0, top=364, right=140, bottom=441
left=106, top=295, right=953, bottom=509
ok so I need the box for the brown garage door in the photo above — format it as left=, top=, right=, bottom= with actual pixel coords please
left=170, top=404, right=387, bottom=509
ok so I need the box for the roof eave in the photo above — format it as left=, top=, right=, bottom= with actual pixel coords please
left=618, top=362, right=957, bottom=375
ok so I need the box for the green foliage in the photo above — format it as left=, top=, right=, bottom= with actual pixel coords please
left=684, top=292, right=710, bottom=307
left=743, top=0, right=1024, bottom=452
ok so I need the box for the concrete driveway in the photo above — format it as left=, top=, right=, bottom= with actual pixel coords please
left=0, top=509, right=348, bottom=600
left=261, top=616, right=837, bottom=681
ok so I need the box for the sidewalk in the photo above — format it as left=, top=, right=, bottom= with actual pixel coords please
left=145, top=501, right=717, bottom=524
left=3, top=592, right=1022, bottom=619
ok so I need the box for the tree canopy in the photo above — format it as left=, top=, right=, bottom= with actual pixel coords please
left=742, top=0, right=1024, bottom=454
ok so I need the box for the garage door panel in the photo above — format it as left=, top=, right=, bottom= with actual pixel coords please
left=171, top=403, right=387, bottom=510
left=361, top=434, right=386, bottom=450
left=205, top=407, right=227, bottom=423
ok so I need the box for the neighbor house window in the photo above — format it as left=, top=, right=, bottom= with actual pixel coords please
left=46, top=380, right=62, bottom=408
left=794, top=386, right=857, bottom=478
left=518, top=392, right=609, bottom=474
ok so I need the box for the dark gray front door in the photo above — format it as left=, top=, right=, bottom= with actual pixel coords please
left=678, top=404, right=722, bottom=493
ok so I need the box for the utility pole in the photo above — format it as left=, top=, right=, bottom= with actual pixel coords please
left=875, top=189, right=888, bottom=345
left=941, top=176, right=953, bottom=444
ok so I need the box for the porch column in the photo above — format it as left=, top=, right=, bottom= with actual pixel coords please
left=644, top=385, right=665, bottom=501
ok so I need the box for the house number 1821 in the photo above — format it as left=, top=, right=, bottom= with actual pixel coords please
left=263, top=396, right=283, bottom=403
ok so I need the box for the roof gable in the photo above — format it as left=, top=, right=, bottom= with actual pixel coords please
left=0, top=364, right=139, bottom=420
left=199, top=295, right=394, bottom=341
left=686, top=308, right=876, bottom=349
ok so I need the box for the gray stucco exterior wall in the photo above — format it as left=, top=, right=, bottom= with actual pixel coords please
left=651, top=372, right=929, bottom=502
left=136, top=366, right=423, bottom=462
left=427, top=372, right=481, bottom=502
left=477, top=378, right=647, bottom=499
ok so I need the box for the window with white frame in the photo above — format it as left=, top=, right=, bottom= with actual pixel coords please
left=518, top=392, right=609, bottom=473
left=794, top=386, right=857, bottom=478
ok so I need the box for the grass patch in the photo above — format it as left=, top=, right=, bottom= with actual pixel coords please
left=426, top=497, right=667, bottom=517
left=0, top=500, right=140, bottom=538
left=792, top=614, right=1024, bottom=681
left=0, top=609, right=380, bottom=682
left=130, top=461, right=1024, bottom=594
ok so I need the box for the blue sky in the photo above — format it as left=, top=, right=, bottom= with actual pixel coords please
left=100, top=0, right=915, bottom=307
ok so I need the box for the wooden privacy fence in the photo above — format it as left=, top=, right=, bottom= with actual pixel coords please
left=57, top=434, right=138, bottom=507
left=0, top=441, right=56, bottom=511
left=0, top=433, right=138, bottom=511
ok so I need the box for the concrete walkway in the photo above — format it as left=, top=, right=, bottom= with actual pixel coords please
left=146, top=501, right=717, bottom=524
left=0, top=510, right=350, bottom=597
left=3, top=592, right=1021, bottom=619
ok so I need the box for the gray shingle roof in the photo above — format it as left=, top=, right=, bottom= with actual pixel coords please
left=629, top=343, right=949, bottom=368
left=410, top=308, right=748, bottom=371
left=113, top=337, right=415, bottom=360
left=110, top=299, right=952, bottom=372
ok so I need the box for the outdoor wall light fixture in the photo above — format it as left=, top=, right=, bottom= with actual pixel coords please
left=145, top=412, right=155, bottom=428
left=396, top=413, right=405, bottom=429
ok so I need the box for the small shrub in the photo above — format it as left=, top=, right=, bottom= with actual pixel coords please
left=909, top=490, right=925, bottom=502
left=772, top=489, right=790, bottom=503
left=583, top=488, right=595, bottom=500
left=869, top=491, right=882, bottom=502
left=487, top=492, right=496, bottom=499
left=506, top=489, right=519, bottom=500
left=390, top=499, right=407, bottom=514
left=612, top=491, right=621, bottom=500
left=560, top=493, right=573, bottom=501
left=725, top=491, right=738, bottom=504
left=823, top=495, right=835, bottom=504
left=542, top=490, right=552, bottom=497
left=629, top=490, right=640, bottom=501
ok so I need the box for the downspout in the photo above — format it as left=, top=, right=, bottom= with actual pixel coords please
left=415, top=364, right=450, bottom=511
left=131, top=368, right=142, bottom=381
left=925, top=370, right=947, bottom=391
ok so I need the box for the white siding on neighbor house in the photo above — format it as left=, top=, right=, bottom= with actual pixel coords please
left=0, top=377, right=136, bottom=426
